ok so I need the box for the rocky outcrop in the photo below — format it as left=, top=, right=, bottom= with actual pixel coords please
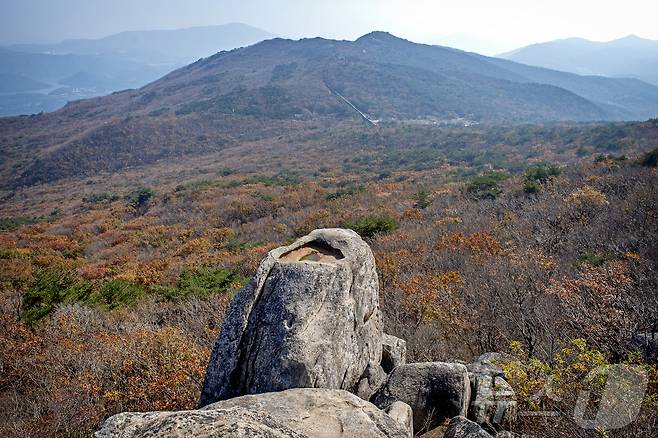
left=631, top=332, right=658, bottom=363
left=94, top=229, right=522, bottom=438
left=472, top=353, right=515, bottom=372
left=200, top=229, right=384, bottom=406
left=95, top=407, right=306, bottom=438
left=95, top=389, right=412, bottom=438
left=373, top=362, right=471, bottom=434
left=444, top=416, right=493, bottom=438
left=382, top=333, right=407, bottom=373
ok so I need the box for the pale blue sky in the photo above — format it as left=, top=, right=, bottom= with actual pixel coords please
left=2, top=0, right=657, bottom=54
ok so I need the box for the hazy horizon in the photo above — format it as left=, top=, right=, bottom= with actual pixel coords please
left=2, top=0, right=658, bottom=55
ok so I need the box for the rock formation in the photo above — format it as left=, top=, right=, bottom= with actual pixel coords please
left=200, top=228, right=384, bottom=406
left=95, top=229, right=520, bottom=438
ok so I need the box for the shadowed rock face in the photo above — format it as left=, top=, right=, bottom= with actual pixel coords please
left=382, top=333, right=407, bottom=373
left=373, top=362, right=471, bottom=434
left=199, top=228, right=383, bottom=406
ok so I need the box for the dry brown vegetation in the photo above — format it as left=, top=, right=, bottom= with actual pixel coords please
left=1, top=120, right=658, bottom=437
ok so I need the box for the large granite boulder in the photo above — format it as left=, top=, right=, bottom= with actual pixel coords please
left=373, top=362, right=471, bottom=434
left=443, top=416, right=493, bottom=438
left=200, top=229, right=384, bottom=406
left=95, top=389, right=412, bottom=438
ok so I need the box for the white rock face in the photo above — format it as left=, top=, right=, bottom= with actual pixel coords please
left=200, top=229, right=384, bottom=406
left=95, top=389, right=412, bottom=438
left=468, top=374, right=517, bottom=432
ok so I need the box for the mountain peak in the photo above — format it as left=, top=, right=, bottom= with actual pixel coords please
left=356, top=31, right=405, bottom=44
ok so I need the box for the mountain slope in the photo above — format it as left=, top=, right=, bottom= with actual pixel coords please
left=2, top=32, right=658, bottom=188
left=500, top=35, right=658, bottom=86
left=132, top=33, right=609, bottom=122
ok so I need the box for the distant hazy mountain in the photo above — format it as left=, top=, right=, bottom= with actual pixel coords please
left=10, top=23, right=276, bottom=65
left=500, top=35, right=658, bottom=86
left=0, top=23, right=275, bottom=116
left=3, top=32, right=658, bottom=187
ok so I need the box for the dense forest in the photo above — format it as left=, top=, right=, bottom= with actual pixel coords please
left=1, top=119, right=657, bottom=436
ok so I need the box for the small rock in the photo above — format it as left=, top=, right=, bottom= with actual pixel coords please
left=444, top=416, right=493, bottom=438
left=382, top=333, right=407, bottom=373
left=386, top=401, right=414, bottom=436
left=357, top=360, right=388, bottom=400
left=494, top=432, right=521, bottom=438
left=373, top=362, right=470, bottom=434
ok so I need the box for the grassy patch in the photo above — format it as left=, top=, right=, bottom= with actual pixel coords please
left=0, top=210, right=61, bottom=231
left=325, top=185, right=365, bottom=200
left=153, top=267, right=246, bottom=300
left=345, top=215, right=399, bottom=239
left=578, top=250, right=614, bottom=267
